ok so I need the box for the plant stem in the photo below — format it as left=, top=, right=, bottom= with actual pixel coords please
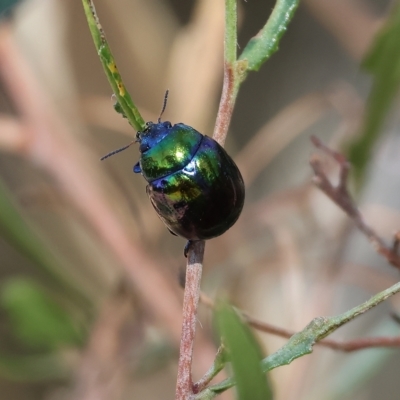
left=203, top=280, right=400, bottom=397
left=310, top=136, right=400, bottom=269
left=178, top=0, right=300, bottom=396
left=176, top=241, right=205, bottom=399
left=200, top=292, right=400, bottom=352
left=213, top=0, right=240, bottom=146
left=176, top=1, right=239, bottom=397
left=239, top=0, right=299, bottom=71
left=193, top=346, right=227, bottom=394
left=82, top=0, right=145, bottom=131
left=224, top=0, right=237, bottom=65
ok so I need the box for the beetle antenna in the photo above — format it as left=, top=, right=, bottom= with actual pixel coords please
left=100, top=140, right=135, bottom=161
left=158, top=89, right=169, bottom=122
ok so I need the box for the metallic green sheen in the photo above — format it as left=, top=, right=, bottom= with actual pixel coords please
left=146, top=135, right=245, bottom=240
left=140, top=126, right=202, bottom=182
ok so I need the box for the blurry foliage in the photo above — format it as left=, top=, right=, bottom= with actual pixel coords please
left=348, top=2, right=400, bottom=185
left=1, top=277, right=85, bottom=351
left=0, top=178, right=90, bottom=308
left=0, top=351, right=70, bottom=382
left=0, top=0, right=22, bottom=18
left=0, top=176, right=92, bottom=381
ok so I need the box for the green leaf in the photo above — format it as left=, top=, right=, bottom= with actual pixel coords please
left=82, top=0, right=146, bottom=131
left=239, top=0, right=299, bottom=72
left=1, top=278, right=84, bottom=350
left=215, top=302, right=273, bottom=400
left=347, top=3, right=400, bottom=185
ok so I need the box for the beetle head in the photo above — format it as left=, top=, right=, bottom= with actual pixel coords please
left=100, top=90, right=171, bottom=160
left=137, top=121, right=172, bottom=153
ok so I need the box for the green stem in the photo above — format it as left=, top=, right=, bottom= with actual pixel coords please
left=239, top=0, right=300, bottom=72
left=82, top=0, right=145, bottom=131
left=224, top=0, right=237, bottom=65
left=213, top=0, right=299, bottom=144
left=202, top=280, right=400, bottom=397
left=193, top=346, right=227, bottom=394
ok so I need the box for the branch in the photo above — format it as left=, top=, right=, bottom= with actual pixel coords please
left=310, top=135, right=400, bottom=270
left=176, top=241, right=205, bottom=399
left=199, top=279, right=400, bottom=398
left=213, top=0, right=239, bottom=147
left=193, top=345, right=227, bottom=394
left=201, top=292, right=400, bottom=353
left=177, top=1, right=238, bottom=397
left=178, top=0, right=301, bottom=395
left=239, top=0, right=299, bottom=72
left=245, top=310, right=400, bottom=352
left=82, top=0, right=145, bottom=131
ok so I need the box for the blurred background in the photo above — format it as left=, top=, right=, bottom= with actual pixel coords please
left=0, top=0, right=399, bottom=399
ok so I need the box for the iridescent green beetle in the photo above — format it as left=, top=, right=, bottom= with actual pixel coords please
left=103, top=94, right=245, bottom=256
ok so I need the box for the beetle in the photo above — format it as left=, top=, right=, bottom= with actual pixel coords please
left=102, top=92, right=245, bottom=256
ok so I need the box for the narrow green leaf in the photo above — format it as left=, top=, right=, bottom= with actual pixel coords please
left=1, top=278, right=85, bottom=350
left=82, top=0, right=146, bottom=131
left=216, top=302, right=273, bottom=400
left=347, top=3, right=400, bottom=184
left=239, top=0, right=299, bottom=72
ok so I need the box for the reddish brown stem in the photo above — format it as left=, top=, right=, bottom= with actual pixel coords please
left=320, top=336, right=400, bottom=351
left=310, top=136, right=400, bottom=270
left=176, top=5, right=241, bottom=396
left=213, top=63, right=236, bottom=146
left=176, top=241, right=205, bottom=400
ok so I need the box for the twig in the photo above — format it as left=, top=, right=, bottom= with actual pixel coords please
left=177, top=0, right=300, bottom=396
left=213, top=0, right=239, bottom=147
left=310, top=136, right=400, bottom=269
left=200, top=292, right=400, bottom=353
left=176, top=241, right=205, bottom=399
left=82, top=0, right=145, bottom=131
left=193, top=345, right=226, bottom=394
left=176, top=1, right=239, bottom=398
left=245, top=310, right=400, bottom=352
left=319, top=335, right=400, bottom=351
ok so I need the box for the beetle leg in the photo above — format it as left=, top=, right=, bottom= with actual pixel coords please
left=184, top=240, right=194, bottom=258
left=133, top=162, right=141, bottom=173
